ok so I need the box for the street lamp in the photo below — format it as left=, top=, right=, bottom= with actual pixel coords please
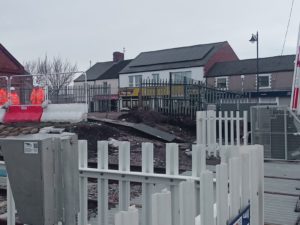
left=249, top=31, right=259, bottom=103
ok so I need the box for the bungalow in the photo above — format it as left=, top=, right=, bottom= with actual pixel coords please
left=206, top=55, right=295, bottom=106
left=118, top=41, right=239, bottom=108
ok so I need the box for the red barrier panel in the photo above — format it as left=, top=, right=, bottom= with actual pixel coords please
left=3, top=105, right=43, bottom=123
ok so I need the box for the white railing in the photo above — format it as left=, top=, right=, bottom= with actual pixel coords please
left=196, top=110, right=248, bottom=156
left=77, top=141, right=264, bottom=225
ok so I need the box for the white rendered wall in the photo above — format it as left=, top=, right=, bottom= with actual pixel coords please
left=119, top=67, right=205, bottom=88
left=95, top=79, right=119, bottom=95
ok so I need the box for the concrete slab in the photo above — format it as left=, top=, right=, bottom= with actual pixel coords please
left=88, top=117, right=176, bottom=142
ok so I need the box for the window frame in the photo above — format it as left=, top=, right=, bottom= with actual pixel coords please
left=128, top=76, right=134, bottom=87
left=215, top=76, right=228, bottom=90
left=257, top=74, right=271, bottom=89
left=171, top=71, right=192, bottom=83
left=135, top=75, right=143, bottom=87
left=152, top=73, right=160, bottom=83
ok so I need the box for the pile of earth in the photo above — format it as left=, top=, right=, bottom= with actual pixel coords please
left=118, top=109, right=196, bottom=142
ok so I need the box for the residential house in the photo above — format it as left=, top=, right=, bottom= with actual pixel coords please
left=206, top=55, right=295, bottom=106
left=119, top=41, right=238, bottom=108
left=74, top=52, right=131, bottom=111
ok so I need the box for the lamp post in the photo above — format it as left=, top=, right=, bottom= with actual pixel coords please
left=249, top=31, right=259, bottom=103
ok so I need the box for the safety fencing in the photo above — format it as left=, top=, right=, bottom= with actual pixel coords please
left=196, top=110, right=249, bottom=156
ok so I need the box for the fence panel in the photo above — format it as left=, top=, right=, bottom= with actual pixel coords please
left=197, top=110, right=248, bottom=155
left=141, top=79, right=252, bottom=118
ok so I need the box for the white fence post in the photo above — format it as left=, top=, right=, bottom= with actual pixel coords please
left=216, top=163, right=229, bottom=225
left=152, top=189, right=172, bottom=225
left=142, top=142, right=154, bottom=225
left=192, top=144, right=206, bottom=177
left=218, top=111, right=222, bottom=146
left=118, top=141, right=131, bottom=211
left=243, top=111, right=248, bottom=145
left=78, top=140, right=88, bottom=225
left=179, top=180, right=195, bottom=225
left=224, top=111, right=229, bottom=146
left=230, top=111, right=234, bottom=145
left=196, top=111, right=207, bottom=145
left=115, top=205, right=139, bottom=225
left=240, top=148, right=251, bottom=209
left=207, top=110, right=217, bottom=156
left=236, top=111, right=240, bottom=146
left=200, top=170, right=215, bottom=225
left=97, top=141, right=109, bottom=225
left=166, top=143, right=179, bottom=225
left=192, top=144, right=206, bottom=216
left=7, top=177, right=15, bottom=225
left=229, top=156, right=241, bottom=220
left=249, top=145, right=264, bottom=225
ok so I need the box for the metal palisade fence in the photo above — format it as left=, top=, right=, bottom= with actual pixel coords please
left=141, top=79, right=252, bottom=119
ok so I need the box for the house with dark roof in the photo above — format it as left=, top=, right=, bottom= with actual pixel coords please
left=74, top=52, right=131, bottom=110
left=206, top=55, right=295, bottom=105
left=119, top=41, right=238, bottom=108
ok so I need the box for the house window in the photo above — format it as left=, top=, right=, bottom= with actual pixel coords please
left=152, top=73, right=159, bottom=82
left=258, top=74, right=271, bottom=89
left=103, top=82, right=108, bottom=94
left=129, top=76, right=134, bottom=87
left=171, top=71, right=192, bottom=83
left=135, top=75, right=142, bottom=87
left=215, top=77, right=228, bottom=90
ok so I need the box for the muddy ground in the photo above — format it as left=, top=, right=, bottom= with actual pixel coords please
left=67, top=109, right=197, bottom=171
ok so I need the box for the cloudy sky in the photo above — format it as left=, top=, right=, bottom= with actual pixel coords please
left=1, top=0, right=300, bottom=70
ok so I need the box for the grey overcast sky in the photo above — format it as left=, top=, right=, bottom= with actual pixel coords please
left=1, top=0, right=300, bottom=70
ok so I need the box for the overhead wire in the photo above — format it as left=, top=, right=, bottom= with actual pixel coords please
left=281, top=0, right=295, bottom=55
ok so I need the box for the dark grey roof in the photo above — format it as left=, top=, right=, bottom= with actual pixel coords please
left=100, top=60, right=132, bottom=80
left=206, top=55, right=295, bottom=77
left=120, top=42, right=228, bottom=74
left=75, top=61, right=114, bottom=82
left=75, top=60, right=132, bottom=82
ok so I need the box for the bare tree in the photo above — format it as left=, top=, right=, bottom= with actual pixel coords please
left=24, top=55, right=78, bottom=102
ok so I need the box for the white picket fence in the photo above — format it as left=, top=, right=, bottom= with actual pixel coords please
left=77, top=140, right=264, bottom=225
left=3, top=110, right=263, bottom=225
left=196, top=110, right=248, bottom=156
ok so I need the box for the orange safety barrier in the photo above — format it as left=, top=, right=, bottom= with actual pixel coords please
left=3, top=105, right=43, bottom=123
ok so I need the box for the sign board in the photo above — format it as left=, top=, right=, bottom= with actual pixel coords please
left=229, top=205, right=250, bottom=225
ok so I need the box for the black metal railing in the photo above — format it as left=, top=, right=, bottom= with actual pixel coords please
left=141, top=78, right=252, bottom=118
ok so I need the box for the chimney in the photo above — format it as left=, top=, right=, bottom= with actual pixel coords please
left=113, top=51, right=124, bottom=63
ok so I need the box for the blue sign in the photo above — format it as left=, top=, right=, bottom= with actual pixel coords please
left=229, top=204, right=250, bottom=225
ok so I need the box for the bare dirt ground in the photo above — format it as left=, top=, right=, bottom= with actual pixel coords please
left=65, top=109, right=197, bottom=171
